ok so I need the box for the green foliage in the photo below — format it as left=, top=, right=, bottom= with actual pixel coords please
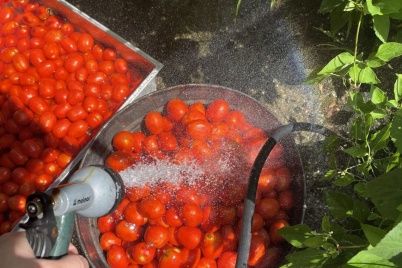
left=279, top=0, right=402, bottom=267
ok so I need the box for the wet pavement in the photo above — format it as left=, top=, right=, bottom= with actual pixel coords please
left=65, top=0, right=341, bottom=262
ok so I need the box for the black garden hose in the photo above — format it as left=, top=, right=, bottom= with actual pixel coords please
left=235, top=122, right=335, bottom=268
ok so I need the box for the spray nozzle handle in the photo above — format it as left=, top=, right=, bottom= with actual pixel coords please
left=19, top=191, right=58, bottom=258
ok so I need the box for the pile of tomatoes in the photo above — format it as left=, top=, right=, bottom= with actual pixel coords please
left=100, top=98, right=294, bottom=268
left=0, top=0, right=143, bottom=233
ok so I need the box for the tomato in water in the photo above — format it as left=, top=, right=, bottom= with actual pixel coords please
left=144, top=225, right=169, bottom=249
left=180, top=203, right=203, bottom=227
left=105, top=151, right=137, bottom=172
left=217, top=251, right=237, bottom=268
left=145, top=111, right=165, bottom=135
left=206, top=99, right=230, bottom=122
left=256, top=198, right=280, bottom=220
left=107, top=245, right=130, bottom=268
left=197, top=257, right=217, bottom=268
left=269, top=219, right=289, bottom=245
left=185, top=120, right=212, bottom=140
left=113, top=131, right=136, bottom=152
left=165, top=99, right=189, bottom=122
left=97, top=214, right=116, bottom=233
left=158, top=247, right=182, bottom=268
left=201, top=231, right=224, bottom=260
left=176, top=225, right=202, bottom=250
left=99, top=231, right=122, bottom=251
left=115, top=220, right=142, bottom=242
left=138, top=196, right=166, bottom=219
left=126, top=242, right=156, bottom=265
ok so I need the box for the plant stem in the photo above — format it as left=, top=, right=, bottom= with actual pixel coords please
left=352, top=11, right=364, bottom=89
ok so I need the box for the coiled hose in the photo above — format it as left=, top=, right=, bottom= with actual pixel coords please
left=235, top=122, right=335, bottom=268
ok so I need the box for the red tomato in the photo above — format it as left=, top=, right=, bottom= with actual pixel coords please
left=278, top=190, right=294, bottom=211
left=206, top=99, right=229, bottom=122
left=201, top=231, right=224, bottom=259
left=186, top=120, right=212, bottom=140
left=113, top=131, right=136, bottom=152
left=52, top=119, right=71, bottom=139
left=248, top=234, right=265, bottom=266
left=275, top=167, right=292, bottom=191
left=8, top=194, right=26, bottom=212
left=181, top=110, right=207, bottom=125
left=114, top=58, right=128, bottom=74
left=77, top=33, right=94, bottom=53
left=123, top=202, right=148, bottom=226
left=68, top=119, right=88, bottom=138
left=197, top=257, right=217, bottom=268
left=0, top=167, right=11, bottom=184
left=158, top=247, right=182, bottom=268
left=219, top=225, right=238, bottom=252
left=180, top=203, right=203, bottom=227
left=138, top=196, right=166, bottom=219
left=157, top=132, right=178, bottom=152
left=269, top=219, right=289, bottom=244
left=166, top=99, right=189, bottom=122
left=38, top=111, right=57, bottom=133
left=37, top=60, right=56, bottom=78
left=100, top=231, right=122, bottom=251
left=181, top=247, right=201, bottom=268
left=145, top=111, right=165, bottom=135
left=28, top=96, right=49, bottom=115
left=12, top=53, right=29, bottom=73
left=0, top=193, right=9, bottom=213
left=64, top=53, right=84, bottom=73
left=144, top=225, right=169, bottom=249
left=60, top=36, right=77, bottom=53
left=176, top=226, right=202, bottom=249
left=217, top=251, right=237, bottom=268
left=126, top=242, right=156, bottom=265
left=98, top=214, right=116, bottom=233
left=105, top=151, right=137, bottom=172
left=107, top=245, right=130, bottom=268
left=256, top=197, right=280, bottom=220
left=103, top=48, right=116, bottom=61
left=258, top=168, right=276, bottom=193
left=115, top=220, right=142, bottom=242
left=86, top=112, right=103, bottom=129
left=224, top=110, right=245, bottom=130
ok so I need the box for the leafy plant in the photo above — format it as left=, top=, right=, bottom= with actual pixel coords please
left=277, top=0, right=402, bottom=267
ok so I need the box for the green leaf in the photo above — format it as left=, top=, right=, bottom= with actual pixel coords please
left=348, top=63, right=380, bottom=84
left=322, top=215, right=331, bottom=233
left=333, top=173, right=355, bottom=186
left=370, top=108, right=387, bottom=119
left=375, top=42, right=402, bottom=62
left=321, top=169, right=337, bottom=181
left=387, top=100, right=399, bottom=108
left=276, top=224, right=312, bottom=248
left=394, top=74, right=402, bottom=103
left=343, top=145, right=367, bottom=158
left=366, top=168, right=402, bottom=220
left=350, top=114, right=373, bottom=140
left=373, top=15, right=390, bottom=43
left=354, top=182, right=369, bottom=198
left=303, top=236, right=326, bottom=248
left=318, top=52, right=354, bottom=75
left=318, top=0, right=347, bottom=13
left=369, top=124, right=391, bottom=153
left=361, top=224, right=387, bottom=247
left=329, top=3, right=353, bottom=35
left=285, top=248, right=330, bottom=267
left=372, top=152, right=401, bottom=173
left=366, top=0, right=402, bottom=15
left=304, top=67, right=329, bottom=84
left=348, top=220, right=402, bottom=266
left=390, top=109, right=402, bottom=154
left=370, top=86, right=387, bottom=104
left=326, top=191, right=370, bottom=222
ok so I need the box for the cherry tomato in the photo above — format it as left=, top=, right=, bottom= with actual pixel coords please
left=105, top=151, right=137, bottom=172
left=278, top=190, right=294, bottom=211
left=123, top=202, right=148, bottom=226
left=176, top=225, right=202, bottom=249
left=99, top=231, right=122, bottom=251
left=138, top=196, right=166, bottom=219
left=197, top=257, right=217, bottom=268
left=157, top=132, right=178, bottom=152
left=165, top=99, right=189, bottom=122
left=52, top=119, right=71, bottom=138
left=219, top=225, right=238, bottom=252
left=64, top=53, right=84, bottom=73
left=98, top=214, right=116, bottom=233
left=158, top=247, right=182, bottom=268
left=181, top=247, right=201, bottom=268
left=248, top=234, right=265, bottom=266
left=206, top=99, right=229, bottom=122
left=185, top=120, right=212, bottom=140
left=224, top=110, right=245, bottom=130
left=115, top=220, right=142, bottom=242
left=28, top=96, right=49, bottom=115
left=114, top=58, right=128, bottom=74
left=8, top=194, right=26, bottom=212
left=127, top=242, right=156, bottom=265
left=37, top=60, right=56, bottom=78
left=113, top=131, right=136, bottom=152
left=38, top=111, right=57, bottom=133
left=68, top=119, right=88, bottom=138
left=107, top=245, right=130, bottom=268
left=103, top=48, right=116, bottom=61
left=217, top=251, right=237, bottom=268
left=12, top=53, right=29, bottom=73
left=77, top=33, right=94, bottom=53
left=201, top=231, right=224, bottom=259
left=275, top=167, right=292, bottom=191
left=0, top=167, right=11, bottom=184
left=144, top=225, right=169, bottom=249
left=145, top=111, right=165, bottom=135
left=86, top=112, right=103, bottom=129
left=0, top=193, right=9, bottom=213
left=163, top=206, right=183, bottom=227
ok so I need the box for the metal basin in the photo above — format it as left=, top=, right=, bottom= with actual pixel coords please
left=75, top=84, right=305, bottom=267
